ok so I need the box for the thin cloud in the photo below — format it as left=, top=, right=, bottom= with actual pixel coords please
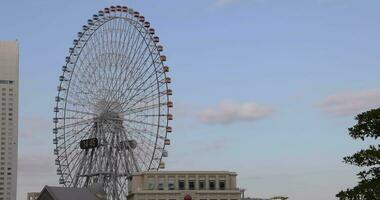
left=198, top=101, right=275, bottom=125
left=18, top=152, right=57, bottom=199
left=319, top=89, right=380, bottom=116
left=19, top=115, right=51, bottom=139
left=215, top=0, right=239, bottom=6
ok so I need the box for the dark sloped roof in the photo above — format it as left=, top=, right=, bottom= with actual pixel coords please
left=39, top=186, right=100, bottom=200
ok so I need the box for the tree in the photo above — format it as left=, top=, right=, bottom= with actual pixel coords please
left=336, top=108, right=380, bottom=200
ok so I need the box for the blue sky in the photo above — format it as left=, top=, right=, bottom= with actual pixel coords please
left=1, top=0, right=380, bottom=199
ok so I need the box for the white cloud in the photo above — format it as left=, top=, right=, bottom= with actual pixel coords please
left=319, top=89, right=380, bottom=116
left=198, top=101, right=274, bottom=125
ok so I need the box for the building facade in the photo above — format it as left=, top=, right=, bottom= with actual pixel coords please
left=0, top=41, right=19, bottom=200
left=128, top=171, right=242, bottom=200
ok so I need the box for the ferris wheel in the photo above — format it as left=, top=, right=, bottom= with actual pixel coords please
left=52, top=5, right=173, bottom=199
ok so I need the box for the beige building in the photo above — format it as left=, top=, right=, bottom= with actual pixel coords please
left=128, top=171, right=242, bottom=200
left=0, top=41, right=19, bottom=200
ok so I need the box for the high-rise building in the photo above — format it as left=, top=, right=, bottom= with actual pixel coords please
left=0, top=41, right=19, bottom=200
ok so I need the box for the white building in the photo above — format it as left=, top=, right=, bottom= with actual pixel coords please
left=0, top=41, right=19, bottom=200
left=128, top=171, right=242, bottom=200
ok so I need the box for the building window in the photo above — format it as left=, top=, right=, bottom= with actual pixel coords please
left=147, top=177, right=155, bottom=190
left=219, top=180, right=225, bottom=190
left=209, top=180, right=215, bottom=190
left=168, top=177, right=175, bottom=190
left=178, top=180, right=185, bottom=190
left=157, top=177, right=164, bottom=190
left=188, top=180, right=195, bottom=190
left=199, top=180, right=205, bottom=190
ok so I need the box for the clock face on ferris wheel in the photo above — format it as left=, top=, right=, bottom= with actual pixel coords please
left=52, top=5, right=173, bottom=200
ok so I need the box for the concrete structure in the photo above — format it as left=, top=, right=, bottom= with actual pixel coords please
left=26, top=193, right=39, bottom=200
left=0, top=41, right=19, bottom=200
left=127, top=171, right=242, bottom=200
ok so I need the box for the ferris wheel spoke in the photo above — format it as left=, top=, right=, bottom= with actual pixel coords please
left=58, top=123, right=93, bottom=147
left=123, top=103, right=164, bottom=116
left=105, top=40, right=149, bottom=110
left=123, top=124, right=158, bottom=145
left=121, top=118, right=164, bottom=128
left=113, top=45, right=157, bottom=103
left=103, top=28, right=145, bottom=110
left=118, top=72, right=160, bottom=111
left=120, top=125, right=156, bottom=168
left=121, top=84, right=166, bottom=113
left=57, top=118, right=94, bottom=129
left=63, top=108, right=97, bottom=116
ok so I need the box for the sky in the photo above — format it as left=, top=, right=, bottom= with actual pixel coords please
left=0, top=0, right=380, bottom=199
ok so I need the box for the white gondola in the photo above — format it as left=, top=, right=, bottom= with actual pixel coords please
left=62, top=66, right=68, bottom=72
left=164, top=77, right=171, bottom=83
left=163, top=66, right=169, bottom=72
left=139, top=16, right=145, bottom=22
left=53, top=128, right=58, bottom=134
left=159, top=161, right=165, bottom=169
left=77, top=32, right=83, bottom=37
left=160, top=55, right=166, bottom=62
left=82, top=25, right=88, bottom=31
left=164, top=139, right=171, bottom=145
left=54, top=107, right=59, bottom=112
left=57, top=168, right=62, bottom=175
left=54, top=149, right=58, bottom=155
left=166, top=126, right=172, bottom=133
left=55, top=96, right=63, bottom=102
left=144, top=22, right=150, bottom=28
left=65, top=56, right=70, bottom=63
left=59, top=177, right=65, bottom=184
left=148, top=28, right=155, bottom=35
left=164, top=89, right=172, bottom=95
left=53, top=118, right=59, bottom=123
left=167, top=101, right=173, bottom=108
left=133, top=11, right=140, bottom=18
left=153, top=36, right=159, bottom=43
left=59, top=75, right=66, bottom=81
left=157, top=45, right=163, bottom=52
left=57, top=86, right=66, bottom=91
left=167, top=114, right=173, bottom=120
left=53, top=138, right=58, bottom=144
left=55, top=159, right=60, bottom=165
left=87, top=20, right=94, bottom=25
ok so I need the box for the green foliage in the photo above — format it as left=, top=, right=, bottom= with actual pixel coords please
left=337, top=108, right=380, bottom=200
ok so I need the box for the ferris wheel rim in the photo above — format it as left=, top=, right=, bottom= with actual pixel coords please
left=53, top=5, right=173, bottom=194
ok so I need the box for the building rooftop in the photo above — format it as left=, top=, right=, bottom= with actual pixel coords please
left=38, top=186, right=103, bottom=200
left=132, top=170, right=238, bottom=175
